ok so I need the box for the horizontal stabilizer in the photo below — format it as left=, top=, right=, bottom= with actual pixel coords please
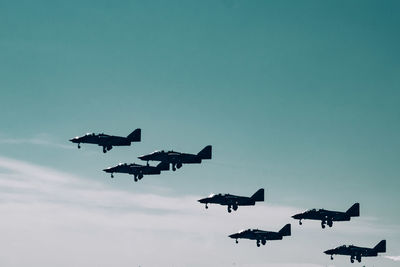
left=156, top=161, right=170, bottom=171
left=250, top=188, right=264, bottom=202
left=345, top=203, right=360, bottom=217
left=127, top=128, right=141, bottom=142
left=279, top=224, right=291, bottom=236
left=197, top=145, right=212, bottom=159
left=374, top=240, right=386, bottom=253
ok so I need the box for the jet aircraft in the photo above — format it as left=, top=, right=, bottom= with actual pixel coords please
left=198, top=188, right=264, bottom=213
left=103, top=161, right=169, bottom=181
left=229, top=224, right=291, bottom=247
left=292, top=203, right=359, bottom=228
left=138, top=145, right=212, bottom=171
left=324, top=240, right=386, bottom=263
left=70, top=128, right=141, bottom=153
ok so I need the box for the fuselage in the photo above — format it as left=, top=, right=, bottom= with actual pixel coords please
left=103, top=163, right=161, bottom=176
left=70, top=133, right=130, bottom=147
left=292, top=209, right=351, bottom=222
left=138, top=151, right=202, bottom=164
left=325, top=245, right=378, bottom=257
left=229, top=229, right=283, bottom=241
left=198, top=194, right=255, bottom=206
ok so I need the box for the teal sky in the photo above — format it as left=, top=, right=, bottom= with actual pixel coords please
left=0, top=1, right=399, bottom=266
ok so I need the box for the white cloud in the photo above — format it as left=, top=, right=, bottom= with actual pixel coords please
left=0, top=156, right=396, bottom=267
left=241, top=265, right=335, bottom=267
left=385, top=256, right=400, bottom=261
left=0, top=133, right=72, bottom=149
left=0, top=156, right=299, bottom=267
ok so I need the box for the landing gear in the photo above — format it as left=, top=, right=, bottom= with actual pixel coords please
left=261, top=239, right=266, bottom=245
left=138, top=174, right=143, bottom=180
left=227, top=206, right=232, bottom=213
left=134, top=175, right=138, bottom=182
left=299, top=220, right=302, bottom=225
left=235, top=239, right=238, bottom=244
left=103, top=146, right=112, bottom=153
left=321, top=221, right=326, bottom=229
left=111, top=173, right=114, bottom=178
left=77, top=144, right=81, bottom=149
left=356, top=255, right=361, bottom=263
left=350, top=256, right=354, bottom=263
left=327, top=220, right=333, bottom=228
left=256, top=240, right=260, bottom=247
left=205, top=204, right=208, bottom=209
left=171, top=162, right=182, bottom=171
left=232, top=204, right=238, bottom=211
left=330, top=255, right=333, bottom=260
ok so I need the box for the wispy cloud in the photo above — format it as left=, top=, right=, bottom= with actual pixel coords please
left=0, top=157, right=298, bottom=234
left=0, top=133, right=72, bottom=149
left=0, top=156, right=396, bottom=267
left=240, top=265, right=336, bottom=267
left=385, top=256, right=400, bottom=261
left=0, top=155, right=299, bottom=267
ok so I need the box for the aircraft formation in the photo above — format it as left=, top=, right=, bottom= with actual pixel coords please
left=70, top=128, right=211, bottom=181
left=70, top=128, right=387, bottom=264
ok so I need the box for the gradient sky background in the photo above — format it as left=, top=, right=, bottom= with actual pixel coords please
left=0, top=0, right=399, bottom=266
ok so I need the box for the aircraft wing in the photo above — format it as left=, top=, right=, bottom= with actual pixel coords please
left=252, top=230, right=270, bottom=239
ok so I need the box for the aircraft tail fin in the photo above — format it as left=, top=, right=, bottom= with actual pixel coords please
left=345, top=203, right=360, bottom=217
left=127, top=128, right=141, bottom=142
left=373, top=240, right=386, bottom=253
left=156, top=161, right=170, bottom=171
left=250, top=188, right=264, bottom=202
left=197, top=145, right=212, bottom=159
left=278, top=224, right=291, bottom=236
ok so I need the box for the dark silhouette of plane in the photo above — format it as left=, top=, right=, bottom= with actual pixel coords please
left=138, top=145, right=212, bottom=171
left=198, top=188, right=264, bottom=213
left=292, top=203, right=359, bottom=228
left=324, top=240, right=386, bottom=263
left=229, top=224, right=291, bottom=247
left=69, top=128, right=141, bottom=153
left=103, top=161, right=169, bottom=181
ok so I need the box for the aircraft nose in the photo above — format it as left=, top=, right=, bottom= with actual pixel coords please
left=138, top=155, right=147, bottom=160
left=103, top=167, right=112, bottom=173
left=324, top=249, right=333, bottom=255
left=198, top=198, right=207, bottom=203
left=69, top=137, right=80, bottom=143
left=229, top=233, right=239, bottom=239
left=292, top=214, right=301, bottom=219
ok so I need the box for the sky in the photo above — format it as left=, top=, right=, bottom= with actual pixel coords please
left=0, top=0, right=399, bottom=266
